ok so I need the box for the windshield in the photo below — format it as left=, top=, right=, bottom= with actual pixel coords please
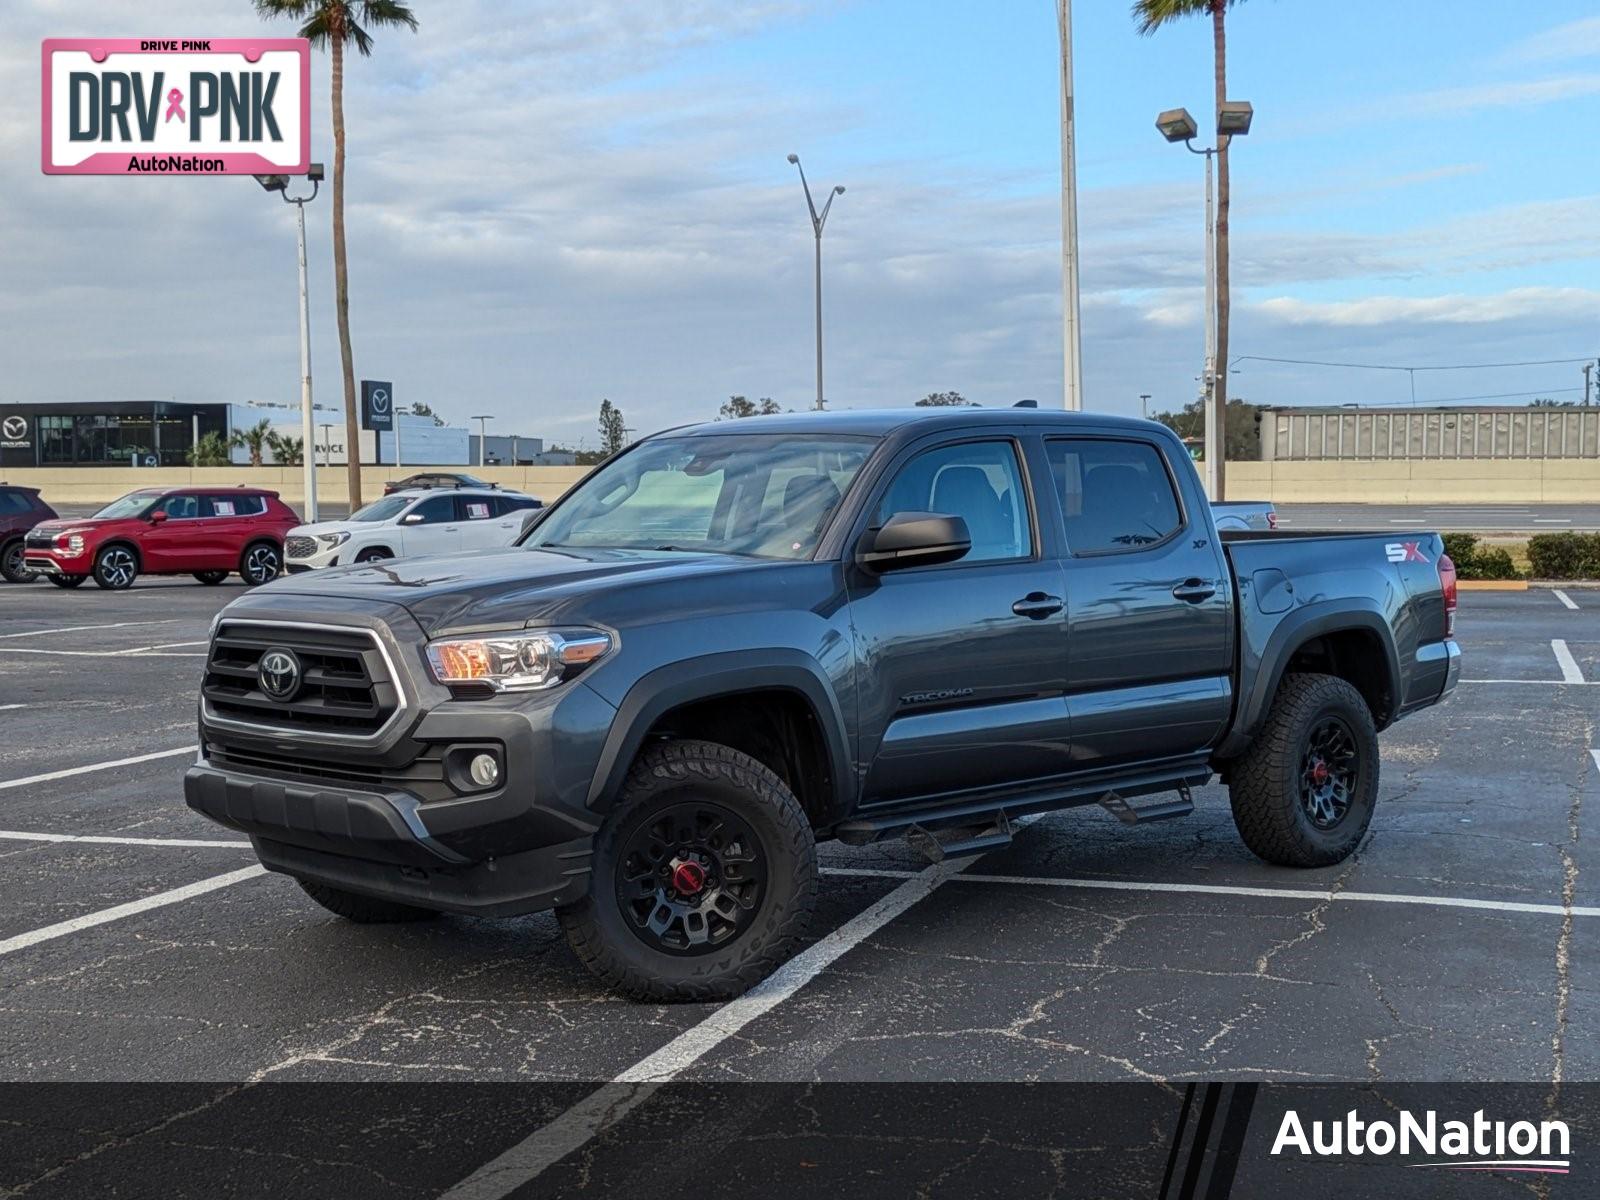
left=90, top=492, right=160, bottom=520
left=527, top=434, right=874, bottom=559
left=349, top=496, right=413, bottom=523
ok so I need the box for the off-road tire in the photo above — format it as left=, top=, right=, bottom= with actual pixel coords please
left=296, top=878, right=439, bottom=923
left=48, top=574, right=87, bottom=589
left=1228, top=672, right=1379, bottom=867
left=1, top=540, right=35, bottom=583
left=193, top=570, right=228, bottom=585
left=558, top=739, right=817, bottom=1002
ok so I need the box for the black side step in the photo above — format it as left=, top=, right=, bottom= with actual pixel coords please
left=1099, top=785, right=1194, bottom=826
left=906, top=811, right=1013, bottom=864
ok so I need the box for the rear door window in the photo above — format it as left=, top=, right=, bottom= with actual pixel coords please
left=1047, top=439, right=1184, bottom=555
left=458, top=497, right=495, bottom=521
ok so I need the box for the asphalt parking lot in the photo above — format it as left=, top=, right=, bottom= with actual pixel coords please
left=0, top=576, right=1594, bottom=1184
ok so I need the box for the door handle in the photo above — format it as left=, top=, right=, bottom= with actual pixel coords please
left=1012, top=592, right=1063, bottom=619
left=1172, top=578, right=1217, bottom=603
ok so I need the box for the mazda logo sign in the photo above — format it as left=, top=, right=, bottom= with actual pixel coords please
left=258, top=647, right=303, bottom=702
left=1, top=416, right=26, bottom=440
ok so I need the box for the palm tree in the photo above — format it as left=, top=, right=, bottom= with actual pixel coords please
left=1133, top=0, right=1243, bottom=498
left=254, top=1, right=418, bottom=511
left=232, top=419, right=275, bottom=468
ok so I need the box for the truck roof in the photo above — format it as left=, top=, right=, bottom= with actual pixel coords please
left=665, top=407, right=1163, bottom=439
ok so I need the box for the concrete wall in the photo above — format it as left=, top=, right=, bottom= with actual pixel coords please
left=10, top=458, right=1597, bottom=508
left=6, top=465, right=591, bottom=509
left=1228, top=459, right=1598, bottom=504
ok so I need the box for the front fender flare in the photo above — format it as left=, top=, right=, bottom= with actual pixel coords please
left=585, top=649, right=854, bottom=818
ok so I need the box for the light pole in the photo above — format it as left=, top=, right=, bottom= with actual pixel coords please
left=787, top=154, right=845, bottom=411
left=1140, top=393, right=1152, bottom=420
left=1156, top=104, right=1251, bottom=501
left=471, top=415, right=492, bottom=468
left=255, top=164, right=325, bottom=522
left=1056, top=0, right=1083, bottom=411
left=318, top=422, right=334, bottom=467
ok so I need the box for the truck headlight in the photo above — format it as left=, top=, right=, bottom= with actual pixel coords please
left=426, top=629, right=612, bottom=692
left=316, top=532, right=351, bottom=548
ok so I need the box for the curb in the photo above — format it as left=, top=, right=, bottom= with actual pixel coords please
left=1457, top=580, right=1528, bottom=592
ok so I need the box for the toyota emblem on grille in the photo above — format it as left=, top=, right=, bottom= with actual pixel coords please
left=258, top=647, right=303, bottom=702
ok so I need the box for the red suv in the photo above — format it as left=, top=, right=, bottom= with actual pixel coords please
left=1, top=484, right=58, bottom=583
left=23, top=487, right=299, bottom=591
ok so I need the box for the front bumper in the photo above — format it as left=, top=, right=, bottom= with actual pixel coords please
left=184, top=760, right=593, bottom=916
left=22, top=548, right=90, bottom=576
left=285, top=544, right=343, bottom=572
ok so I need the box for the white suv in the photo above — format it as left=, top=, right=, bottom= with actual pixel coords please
left=284, top=488, right=542, bottom=572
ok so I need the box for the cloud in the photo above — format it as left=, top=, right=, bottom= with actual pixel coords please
left=1382, top=74, right=1600, bottom=118
left=1253, top=287, right=1600, bottom=328
left=1502, top=16, right=1600, bottom=64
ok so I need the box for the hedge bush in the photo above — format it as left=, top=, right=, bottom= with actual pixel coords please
left=1527, top=532, right=1600, bottom=580
left=1440, top=532, right=1523, bottom=580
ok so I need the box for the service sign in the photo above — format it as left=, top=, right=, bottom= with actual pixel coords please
left=41, top=38, right=309, bottom=176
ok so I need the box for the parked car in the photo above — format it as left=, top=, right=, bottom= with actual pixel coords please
left=285, top=488, right=544, bottom=571
left=24, top=487, right=298, bottom=590
left=186, top=408, right=1459, bottom=1001
left=383, top=472, right=518, bottom=495
left=1211, top=500, right=1278, bottom=531
left=0, top=484, right=58, bottom=583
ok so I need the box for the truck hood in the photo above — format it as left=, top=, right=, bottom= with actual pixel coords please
left=260, top=545, right=766, bottom=635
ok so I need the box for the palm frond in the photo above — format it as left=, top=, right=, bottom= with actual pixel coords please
left=1130, top=0, right=1240, bottom=36
left=254, top=1, right=417, bottom=53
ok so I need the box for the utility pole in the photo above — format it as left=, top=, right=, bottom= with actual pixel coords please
left=1585, top=361, right=1595, bottom=406
left=1057, top=0, right=1083, bottom=411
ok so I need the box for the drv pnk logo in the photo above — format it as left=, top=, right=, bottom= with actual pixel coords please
left=1386, top=542, right=1429, bottom=564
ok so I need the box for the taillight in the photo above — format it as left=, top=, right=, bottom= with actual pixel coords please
left=1438, top=554, right=1457, bottom=639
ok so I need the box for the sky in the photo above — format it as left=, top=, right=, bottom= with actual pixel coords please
left=4, top=0, right=1599, bottom=448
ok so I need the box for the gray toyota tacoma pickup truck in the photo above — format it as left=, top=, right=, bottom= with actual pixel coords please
left=185, top=408, right=1460, bottom=1000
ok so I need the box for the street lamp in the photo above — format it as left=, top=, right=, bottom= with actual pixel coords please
left=471, top=415, right=493, bottom=468
left=1139, top=393, right=1152, bottom=420
left=256, top=163, right=325, bottom=522
left=1155, top=103, right=1251, bottom=501
left=787, top=154, right=845, bottom=411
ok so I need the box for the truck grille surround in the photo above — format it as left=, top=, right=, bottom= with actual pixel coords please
left=202, top=621, right=403, bottom=738
left=285, top=535, right=317, bottom=559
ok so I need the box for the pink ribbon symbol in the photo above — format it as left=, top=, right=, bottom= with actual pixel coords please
left=164, top=88, right=185, bottom=123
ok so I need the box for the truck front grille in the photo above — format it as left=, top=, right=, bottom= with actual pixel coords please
left=285, top=536, right=317, bottom=559
left=202, top=621, right=403, bottom=739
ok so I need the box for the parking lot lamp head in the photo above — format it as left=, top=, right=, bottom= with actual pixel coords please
left=1155, top=107, right=1198, bottom=144
left=254, top=174, right=289, bottom=193
left=1217, top=100, right=1253, bottom=137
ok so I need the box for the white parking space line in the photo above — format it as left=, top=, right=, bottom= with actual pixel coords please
left=1535, top=519, right=1573, bottom=525
left=0, top=866, right=266, bottom=958
left=0, top=620, right=179, bottom=641
left=1591, top=749, right=1600, bottom=775
left=0, top=829, right=248, bottom=849
left=440, top=849, right=997, bottom=1199
left=0, top=647, right=205, bottom=658
left=1553, top=590, right=1579, bottom=610
left=1552, top=640, right=1585, bottom=684
left=0, top=704, right=23, bottom=712
left=1459, top=679, right=1593, bottom=686
left=820, top=867, right=1600, bottom=919
left=0, top=745, right=195, bottom=792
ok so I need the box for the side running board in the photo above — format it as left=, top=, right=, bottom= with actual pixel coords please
left=905, top=812, right=1013, bottom=864
left=1098, top=785, right=1195, bottom=825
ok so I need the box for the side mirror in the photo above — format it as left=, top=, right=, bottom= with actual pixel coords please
left=401, top=513, right=425, bottom=525
left=148, top=510, right=168, bottom=524
left=857, top=511, right=971, bottom=571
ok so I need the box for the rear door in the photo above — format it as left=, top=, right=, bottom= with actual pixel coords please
left=457, top=494, right=512, bottom=547
left=199, top=493, right=250, bottom=567
left=1046, top=435, right=1234, bottom=768
left=845, top=433, right=1071, bottom=805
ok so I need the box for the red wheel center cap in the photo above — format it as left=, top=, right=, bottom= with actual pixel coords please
left=1312, top=761, right=1329, bottom=784
left=671, top=861, right=707, bottom=895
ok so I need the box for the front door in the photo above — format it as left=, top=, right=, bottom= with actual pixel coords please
left=1045, top=436, right=1234, bottom=769
left=137, top=493, right=203, bottom=570
left=846, top=436, right=1070, bottom=806
left=397, top=493, right=462, bottom=556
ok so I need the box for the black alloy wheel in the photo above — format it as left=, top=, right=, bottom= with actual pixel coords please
left=1298, top=716, right=1360, bottom=829
left=614, top=801, right=768, bottom=955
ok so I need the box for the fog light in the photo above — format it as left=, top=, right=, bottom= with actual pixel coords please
left=468, top=753, right=500, bottom=788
